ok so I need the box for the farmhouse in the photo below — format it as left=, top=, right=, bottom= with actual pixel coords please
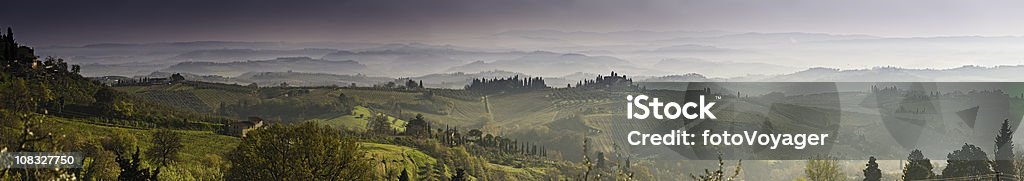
left=226, top=117, right=265, bottom=137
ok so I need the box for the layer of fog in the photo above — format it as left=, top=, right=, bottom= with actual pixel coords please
left=37, top=30, right=1024, bottom=83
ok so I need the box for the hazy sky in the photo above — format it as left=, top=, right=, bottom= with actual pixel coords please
left=5, top=0, right=1024, bottom=46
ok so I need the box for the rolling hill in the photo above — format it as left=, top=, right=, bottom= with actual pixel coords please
left=161, top=57, right=367, bottom=77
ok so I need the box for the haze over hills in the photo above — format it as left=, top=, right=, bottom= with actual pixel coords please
left=651, top=58, right=799, bottom=78
left=637, top=44, right=747, bottom=54
left=642, top=73, right=717, bottom=82
left=493, top=30, right=736, bottom=41
left=762, top=65, right=1024, bottom=82
left=320, top=43, right=527, bottom=77
left=162, top=57, right=366, bottom=77
left=33, top=30, right=1024, bottom=82
left=36, top=41, right=380, bottom=65
left=446, top=52, right=664, bottom=77
left=483, top=30, right=737, bottom=49
left=167, top=48, right=339, bottom=63
left=658, top=32, right=880, bottom=47
left=233, top=71, right=392, bottom=87
left=641, top=65, right=1024, bottom=82
left=403, top=70, right=530, bottom=89
left=98, top=64, right=1024, bottom=90
left=129, top=71, right=393, bottom=87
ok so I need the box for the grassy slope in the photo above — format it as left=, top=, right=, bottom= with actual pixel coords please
left=486, top=90, right=562, bottom=129
left=51, top=118, right=239, bottom=164
left=362, top=142, right=442, bottom=180
left=308, top=106, right=372, bottom=131
left=486, top=162, right=556, bottom=180
left=108, top=83, right=944, bottom=179
left=115, top=83, right=257, bottom=113
left=335, top=89, right=488, bottom=126
left=307, top=106, right=407, bottom=132
left=45, top=116, right=240, bottom=179
left=116, top=84, right=553, bottom=130
left=45, top=116, right=429, bottom=179
left=362, top=142, right=557, bottom=180
left=111, top=85, right=587, bottom=178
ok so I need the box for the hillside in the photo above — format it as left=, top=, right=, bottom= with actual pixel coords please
left=320, top=43, right=524, bottom=77
left=447, top=52, right=664, bottom=77
left=235, top=71, right=393, bottom=87
left=308, top=106, right=406, bottom=132
left=762, top=66, right=1024, bottom=82
left=406, top=70, right=529, bottom=89
left=162, top=57, right=366, bottom=77
left=95, top=71, right=1024, bottom=180
left=166, top=48, right=338, bottom=63
left=41, top=116, right=240, bottom=180
left=41, top=113, right=556, bottom=180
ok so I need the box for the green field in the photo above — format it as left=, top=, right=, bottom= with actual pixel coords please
left=115, top=83, right=567, bottom=131
left=361, top=142, right=442, bottom=180
left=104, top=83, right=627, bottom=179
left=45, top=116, right=240, bottom=179
left=307, top=106, right=407, bottom=132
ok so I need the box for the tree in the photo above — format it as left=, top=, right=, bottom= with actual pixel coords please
left=942, top=143, right=993, bottom=179
left=368, top=112, right=393, bottom=134
left=71, top=64, right=80, bottom=74
left=995, top=119, right=1016, bottom=178
left=863, top=156, right=881, bottom=181
left=146, top=129, right=183, bottom=172
left=92, top=87, right=118, bottom=117
left=405, top=114, right=429, bottom=136
left=79, top=142, right=119, bottom=180
left=0, top=75, right=55, bottom=178
left=902, top=149, right=935, bottom=180
left=116, top=147, right=157, bottom=181
left=0, top=27, right=39, bottom=76
left=466, top=129, right=482, bottom=142
left=225, top=122, right=374, bottom=180
left=169, top=73, right=185, bottom=82
left=93, top=87, right=117, bottom=105
left=806, top=155, right=845, bottom=181
left=0, top=76, right=53, bottom=152
left=113, top=101, right=135, bottom=118
left=0, top=76, right=52, bottom=114
left=334, top=92, right=358, bottom=115
left=405, top=79, right=420, bottom=89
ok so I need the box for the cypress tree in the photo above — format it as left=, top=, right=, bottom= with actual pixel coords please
left=902, top=150, right=935, bottom=180
left=995, top=119, right=1016, bottom=178
left=863, top=156, right=881, bottom=181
